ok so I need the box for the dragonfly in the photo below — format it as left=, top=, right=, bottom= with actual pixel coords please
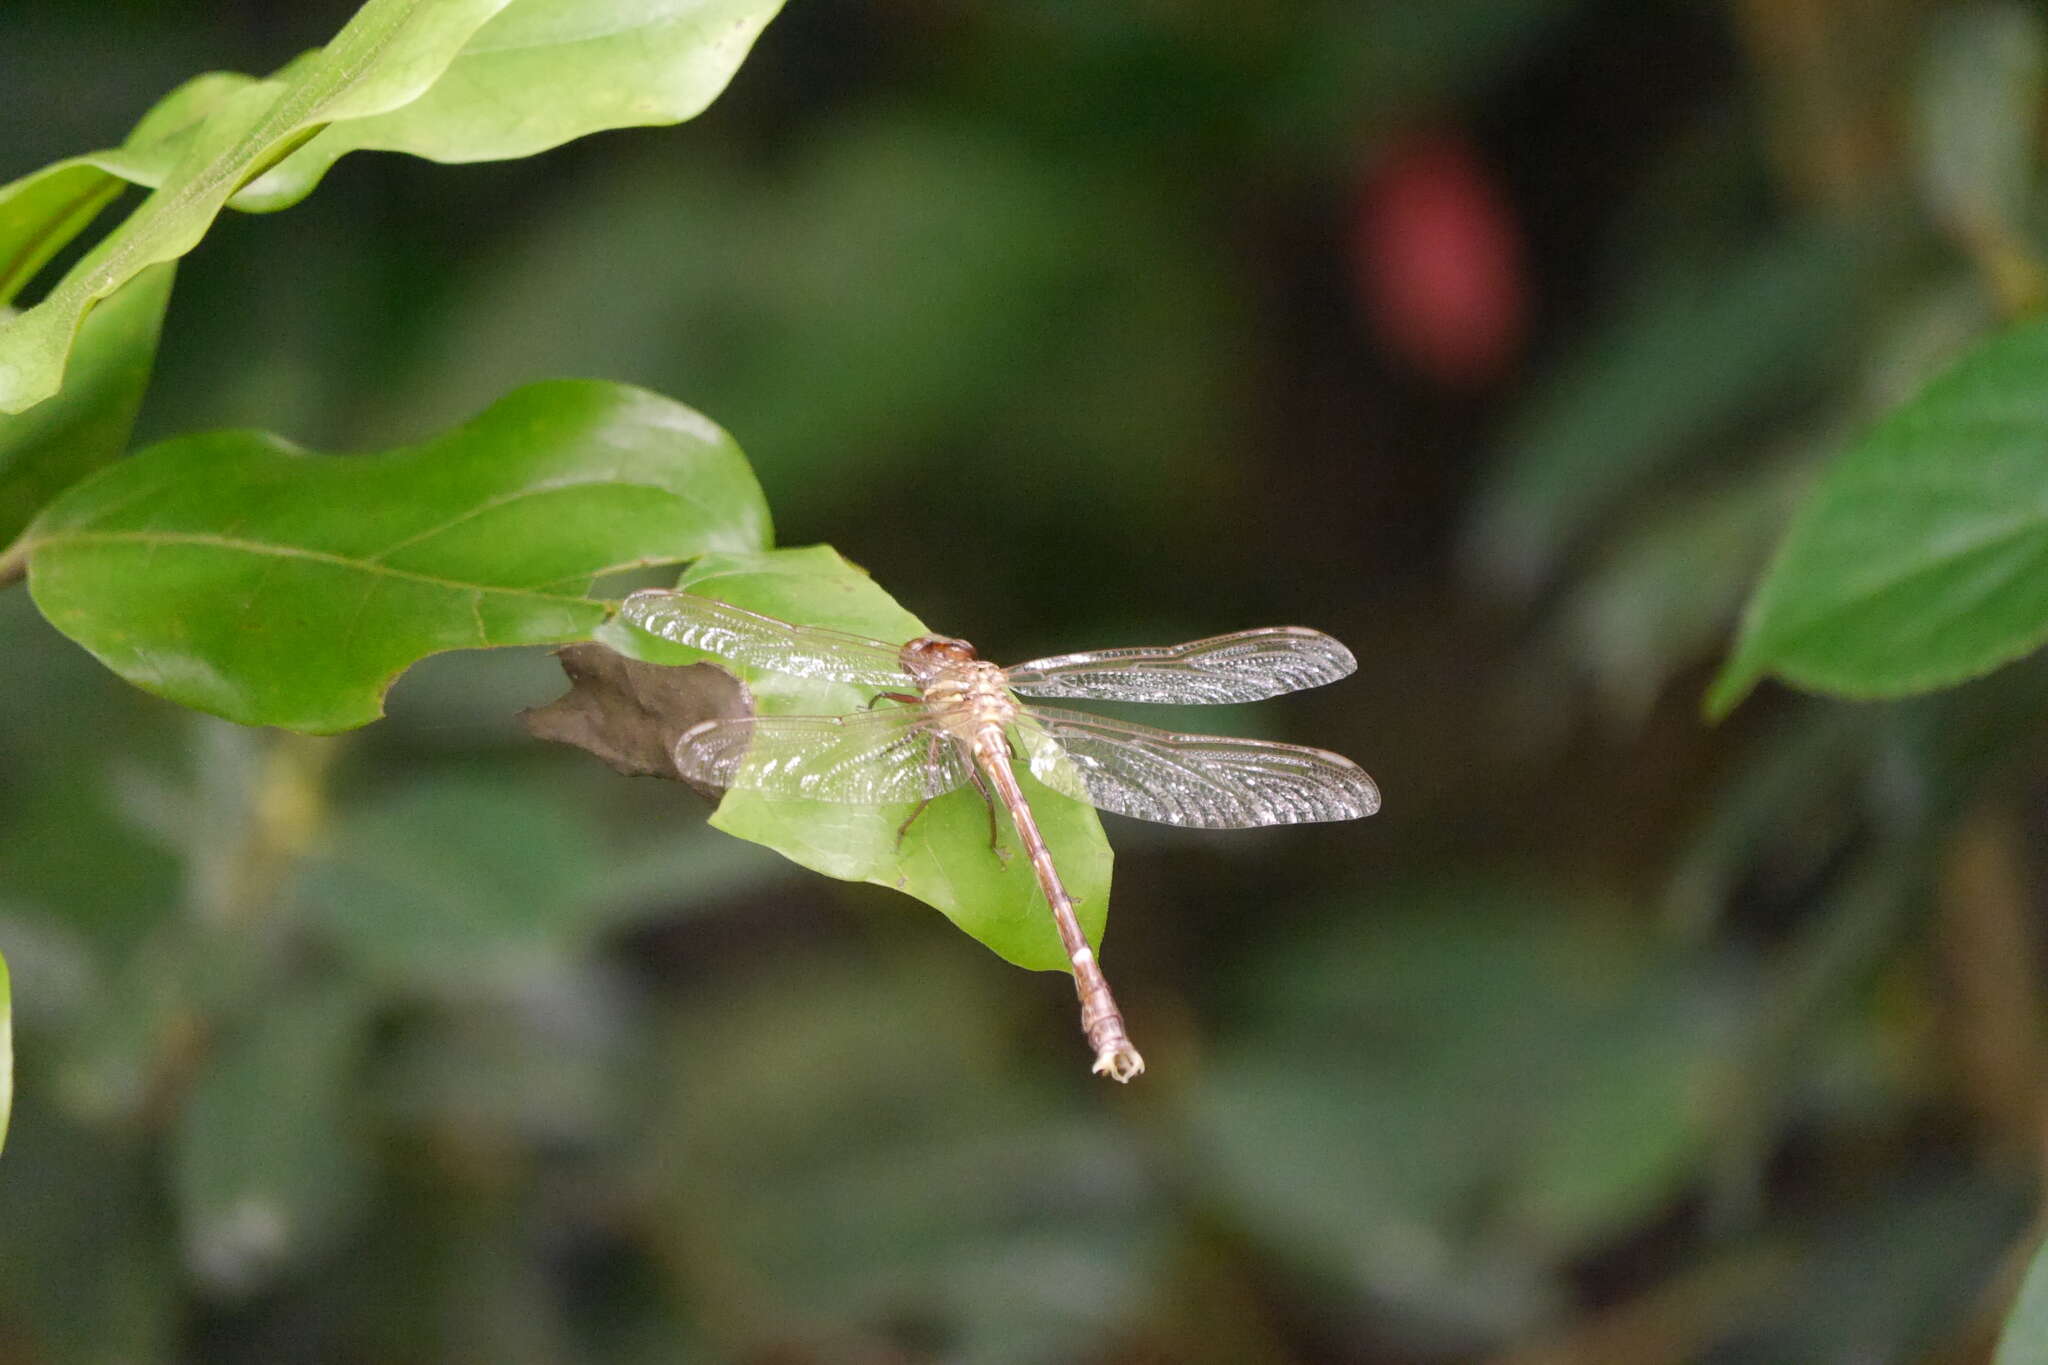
left=619, top=589, right=1380, bottom=1082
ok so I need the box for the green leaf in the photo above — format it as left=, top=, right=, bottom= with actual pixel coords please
left=232, top=0, right=788, bottom=213
left=21, top=379, right=770, bottom=732
left=0, top=0, right=786, bottom=412
left=609, top=545, right=1115, bottom=974
left=0, top=945, right=12, bottom=1160
left=0, top=263, right=172, bottom=550
left=0, top=72, right=257, bottom=306
left=1709, top=317, right=2048, bottom=714
left=1997, top=1234, right=2048, bottom=1365
left=0, top=0, right=516, bottom=414
left=0, top=165, right=128, bottom=312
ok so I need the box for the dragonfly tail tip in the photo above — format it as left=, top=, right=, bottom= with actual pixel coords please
left=1092, top=1043, right=1146, bottom=1083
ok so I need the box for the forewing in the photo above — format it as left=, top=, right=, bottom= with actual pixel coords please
left=676, top=708, right=972, bottom=804
left=1018, top=707, right=1379, bottom=828
left=621, top=590, right=912, bottom=687
left=1004, top=627, right=1356, bottom=704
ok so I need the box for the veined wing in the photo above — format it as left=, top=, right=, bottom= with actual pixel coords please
left=1003, top=627, right=1356, bottom=704
left=621, top=590, right=911, bottom=688
left=675, top=706, right=972, bottom=804
left=1017, top=707, right=1379, bottom=828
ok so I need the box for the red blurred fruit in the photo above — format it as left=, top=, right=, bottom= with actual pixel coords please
left=1353, top=131, right=1528, bottom=387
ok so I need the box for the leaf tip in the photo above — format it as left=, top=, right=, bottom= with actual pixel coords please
left=1702, top=660, right=1760, bottom=722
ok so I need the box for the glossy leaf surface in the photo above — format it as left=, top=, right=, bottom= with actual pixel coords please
left=608, top=545, right=1115, bottom=974
left=22, top=380, right=770, bottom=732
left=233, top=0, right=787, bottom=212
left=0, top=72, right=254, bottom=306
left=0, top=0, right=516, bottom=412
left=0, top=0, right=785, bottom=412
left=1712, top=317, right=2048, bottom=713
left=0, top=264, right=172, bottom=549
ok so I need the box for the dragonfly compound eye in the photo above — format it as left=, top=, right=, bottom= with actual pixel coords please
left=904, top=635, right=977, bottom=664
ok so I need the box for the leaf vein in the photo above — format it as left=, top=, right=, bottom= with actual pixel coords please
left=31, top=529, right=604, bottom=605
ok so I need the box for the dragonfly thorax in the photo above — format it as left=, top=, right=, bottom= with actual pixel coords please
left=900, top=636, right=1012, bottom=727
left=898, top=634, right=980, bottom=685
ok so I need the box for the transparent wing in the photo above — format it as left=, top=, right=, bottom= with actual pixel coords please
left=621, top=590, right=912, bottom=688
left=1003, top=627, right=1356, bottom=704
left=1018, top=707, right=1379, bottom=828
left=675, top=707, right=972, bottom=804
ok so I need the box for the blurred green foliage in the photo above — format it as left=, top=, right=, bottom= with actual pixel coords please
left=8, top=0, right=2048, bottom=1362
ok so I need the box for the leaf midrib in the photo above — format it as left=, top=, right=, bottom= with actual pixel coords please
left=0, top=171, right=125, bottom=305
left=26, top=528, right=607, bottom=603
left=1767, top=506, right=2048, bottom=638
left=31, top=0, right=464, bottom=363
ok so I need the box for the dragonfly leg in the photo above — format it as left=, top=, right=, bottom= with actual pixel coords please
left=891, top=738, right=1010, bottom=862
left=895, top=733, right=954, bottom=848
left=967, top=766, right=1009, bottom=862
left=866, top=691, right=921, bottom=710
left=895, top=794, right=935, bottom=846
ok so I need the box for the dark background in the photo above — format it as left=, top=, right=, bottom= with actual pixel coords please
left=4, top=2, right=2044, bottom=1362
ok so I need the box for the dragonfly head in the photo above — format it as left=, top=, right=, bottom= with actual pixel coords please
left=899, top=634, right=979, bottom=683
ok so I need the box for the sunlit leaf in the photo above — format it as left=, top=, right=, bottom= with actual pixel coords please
left=0, top=0, right=786, bottom=413
left=0, top=0, right=515, bottom=413
left=0, top=263, right=172, bottom=550
left=21, top=379, right=770, bottom=732
left=608, top=545, right=1115, bottom=974
left=0, top=72, right=253, bottom=306
left=0, top=164, right=127, bottom=311
left=1710, top=317, right=2048, bottom=714
left=232, top=0, right=787, bottom=212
